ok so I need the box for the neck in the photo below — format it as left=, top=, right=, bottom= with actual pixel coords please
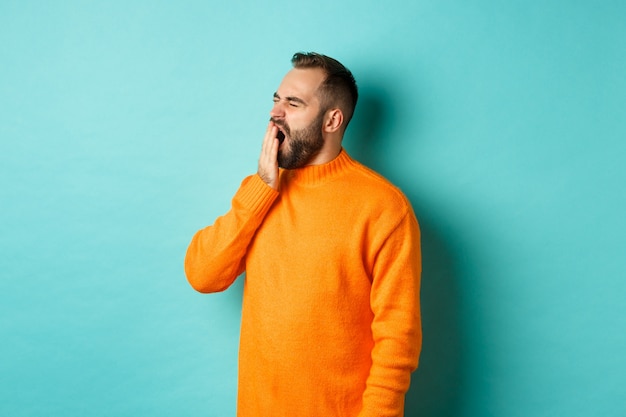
left=286, top=148, right=354, bottom=186
left=305, top=133, right=343, bottom=166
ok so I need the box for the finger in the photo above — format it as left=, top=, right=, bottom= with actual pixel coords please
left=262, top=126, right=279, bottom=165
left=258, top=122, right=280, bottom=188
left=262, top=121, right=277, bottom=153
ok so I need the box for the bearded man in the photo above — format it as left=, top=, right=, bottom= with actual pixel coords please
left=185, top=52, right=422, bottom=417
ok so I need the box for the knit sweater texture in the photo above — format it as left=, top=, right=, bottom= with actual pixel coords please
left=185, top=149, right=422, bottom=417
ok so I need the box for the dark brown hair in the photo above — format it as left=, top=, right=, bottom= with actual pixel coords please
left=291, top=52, right=358, bottom=128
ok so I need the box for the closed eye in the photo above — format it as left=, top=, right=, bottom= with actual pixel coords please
left=273, top=92, right=307, bottom=107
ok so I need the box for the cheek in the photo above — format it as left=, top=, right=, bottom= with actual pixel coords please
left=289, top=113, right=316, bottom=131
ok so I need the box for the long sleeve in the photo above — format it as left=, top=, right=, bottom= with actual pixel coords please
left=359, top=209, right=422, bottom=417
left=188, top=150, right=422, bottom=417
left=184, top=174, right=278, bottom=293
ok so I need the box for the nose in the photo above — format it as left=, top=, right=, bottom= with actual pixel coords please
left=270, top=100, right=285, bottom=119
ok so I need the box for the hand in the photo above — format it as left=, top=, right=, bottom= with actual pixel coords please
left=257, top=121, right=280, bottom=190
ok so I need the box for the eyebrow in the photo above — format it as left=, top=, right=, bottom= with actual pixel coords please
left=273, top=92, right=307, bottom=106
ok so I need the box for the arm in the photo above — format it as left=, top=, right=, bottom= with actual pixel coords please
left=360, top=210, right=422, bottom=417
left=184, top=174, right=278, bottom=292
left=184, top=122, right=281, bottom=292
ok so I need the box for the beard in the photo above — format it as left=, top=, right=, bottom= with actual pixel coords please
left=272, top=112, right=325, bottom=170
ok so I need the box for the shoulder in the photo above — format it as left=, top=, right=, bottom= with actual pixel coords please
left=336, top=155, right=415, bottom=227
left=345, top=157, right=411, bottom=207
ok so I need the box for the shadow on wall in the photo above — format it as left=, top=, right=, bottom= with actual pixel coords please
left=345, top=85, right=465, bottom=417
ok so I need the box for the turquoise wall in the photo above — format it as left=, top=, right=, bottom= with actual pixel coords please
left=1, top=1, right=624, bottom=416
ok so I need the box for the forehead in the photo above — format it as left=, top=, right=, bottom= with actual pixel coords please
left=276, top=68, right=326, bottom=103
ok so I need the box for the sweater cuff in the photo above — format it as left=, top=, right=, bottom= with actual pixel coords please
left=233, top=174, right=279, bottom=217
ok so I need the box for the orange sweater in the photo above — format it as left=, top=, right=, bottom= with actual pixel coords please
left=185, top=150, right=421, bottom=417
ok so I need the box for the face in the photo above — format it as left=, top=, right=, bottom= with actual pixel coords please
left=270, top=68, right=327, bottom=169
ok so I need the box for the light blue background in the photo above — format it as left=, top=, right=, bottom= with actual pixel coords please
left=1, top=1, right=624, bottom=416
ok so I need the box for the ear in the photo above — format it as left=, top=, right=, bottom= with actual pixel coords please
left=323, top=108, right=344, bottom=133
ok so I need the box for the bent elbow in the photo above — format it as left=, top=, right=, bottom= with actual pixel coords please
left=186, top=272, right=213, bottom=293
left=184, top=233, right=241, bottom=293
left=184, top=257, right=216, bottom=293
left=184, top=256, right=237, bottom=294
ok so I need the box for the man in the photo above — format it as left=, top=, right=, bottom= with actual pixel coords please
left=185, top=52, right=421, bottom=417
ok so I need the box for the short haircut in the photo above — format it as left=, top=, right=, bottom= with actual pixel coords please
left=291, top=52, right=358, bottom=128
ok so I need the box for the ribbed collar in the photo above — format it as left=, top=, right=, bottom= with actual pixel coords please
left=282, top=148, right=355, bottom=187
